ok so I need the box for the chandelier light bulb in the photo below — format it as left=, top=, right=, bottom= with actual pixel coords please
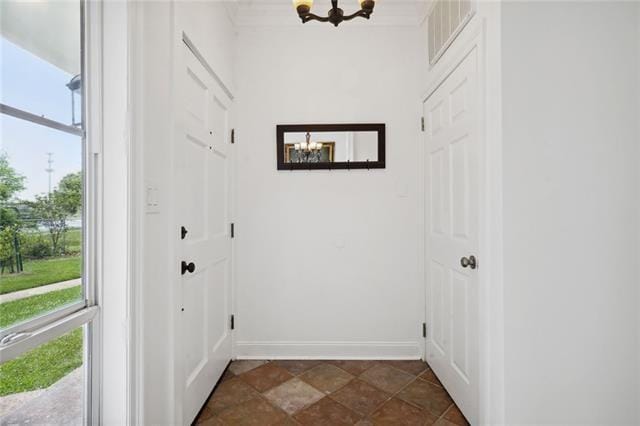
left=359, top=0, right=375, bottom=10
left=293, top=0, right=313, bottom=13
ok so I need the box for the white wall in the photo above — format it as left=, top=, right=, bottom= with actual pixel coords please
left=233, top=26, right=425, bottom=359
left=134, top=2, right=236, bottom=423
left=501, top=2, right=640, bottom=423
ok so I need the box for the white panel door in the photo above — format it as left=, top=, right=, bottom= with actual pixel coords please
left=424, top=48, right=479, bottom=424
left=176, top=44, right=233, bottom=425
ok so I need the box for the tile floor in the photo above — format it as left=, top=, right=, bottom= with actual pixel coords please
left=194, top=360, right=470, bottom=426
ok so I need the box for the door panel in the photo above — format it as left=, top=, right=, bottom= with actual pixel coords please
left=178, top=44, right=233, bottom=425
left=424, top=48, right=478, bottom=424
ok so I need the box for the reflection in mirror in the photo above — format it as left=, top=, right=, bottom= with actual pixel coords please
left=277, top=124, right=385, bottom=170
left=284, top=131, right=378, bottom=163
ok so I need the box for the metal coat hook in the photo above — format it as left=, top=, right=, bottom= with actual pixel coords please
left=366, top=159, right=370, bottom=170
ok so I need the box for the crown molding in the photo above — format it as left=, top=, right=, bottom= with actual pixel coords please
left=224, top=0, right=429, bottom=28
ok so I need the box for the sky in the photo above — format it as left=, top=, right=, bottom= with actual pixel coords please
left=0, top=37, right=82, bottom=201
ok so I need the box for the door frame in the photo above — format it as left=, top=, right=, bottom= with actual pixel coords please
left=420, top=17, right=505, bottom=425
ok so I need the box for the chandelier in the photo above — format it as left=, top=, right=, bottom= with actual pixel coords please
left=293, top=0, right=376, bottom=27
left=294, top=133, right=324, bottom=163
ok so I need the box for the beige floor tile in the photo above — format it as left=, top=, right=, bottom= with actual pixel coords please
left=264, top=378, right=325, bottom=415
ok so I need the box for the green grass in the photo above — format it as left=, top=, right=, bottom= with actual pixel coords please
left=0, top=256, right=81, bottom=295
left=0, top=328, right=82, bottom=396
left=0, top=286, right=84, bottom=396
left=0, top=286, right=82, bottom=329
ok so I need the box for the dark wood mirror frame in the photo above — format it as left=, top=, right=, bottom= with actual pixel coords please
left=276, top=123, right=386, bottom=170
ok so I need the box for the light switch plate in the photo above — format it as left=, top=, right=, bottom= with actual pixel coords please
left=145, top=182, right=160, bottom=214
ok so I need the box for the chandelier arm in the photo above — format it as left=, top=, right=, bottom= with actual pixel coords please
left=301, top=12, right=331, bottom=23
left=342, top=10, right=371, bottom=21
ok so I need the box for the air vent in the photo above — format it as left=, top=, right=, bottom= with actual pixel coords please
left=428, top=0, right=475, bottom=65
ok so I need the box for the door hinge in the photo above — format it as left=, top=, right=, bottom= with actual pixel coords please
left=231, top=128, right=235, bottom=144
left=421, top=117, right=425, bottom=132
left=230, top=223, right=235, bottom=238
left=422, top=322, right=427, bottom=338
left=230, top=314, right=235, bottom=330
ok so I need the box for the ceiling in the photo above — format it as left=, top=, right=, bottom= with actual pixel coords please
left=225, top=0, right=430, bottom=27
left=0, top=0, right=80, bottom=75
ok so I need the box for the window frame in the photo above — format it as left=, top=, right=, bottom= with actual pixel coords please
left=0, top=1, right=101, bottom=424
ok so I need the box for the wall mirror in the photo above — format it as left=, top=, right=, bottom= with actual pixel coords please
left=276, top=124, right=385, bottom=170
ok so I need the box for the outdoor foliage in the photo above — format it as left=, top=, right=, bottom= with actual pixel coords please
left=0, top=154, right=27, bottom=272
left=0, top=166, right=82, bottom=271
left=0, top=226, right=24, bottom=273
left=0, top=153, right=25, bottom=206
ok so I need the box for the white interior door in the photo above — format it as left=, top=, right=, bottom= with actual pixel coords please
left=424, top=47, right=479, bottom=424
left=176, top=43, right=233, bottom=425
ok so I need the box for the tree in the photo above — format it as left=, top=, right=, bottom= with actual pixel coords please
left=27, top=172, right=82, bottom=256
left=28, top=194, right=67, bottom=256
left=56, top=172, right=82, bottom=216
left=0, top=153, right=26, bottom=272
left=0, top=153, right=26, bottom=229
left=0, top=153, right=25, bottom=202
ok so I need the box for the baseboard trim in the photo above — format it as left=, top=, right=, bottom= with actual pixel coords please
left=234, top=341, right=422, bottom=360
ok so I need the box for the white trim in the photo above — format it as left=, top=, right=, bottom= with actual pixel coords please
left=420, top=15, right=505, bottom=426
left=0, top=307, right=98, bottom=363
left=234, top=341, right=422, bottom=360
left=128, top=1, right=144, bottom=425
left=0, top=103, right=84, bottom=136
left=99, top=1, right=132, bottom=423
left=171, top=12, right=183, bottom=424
left=0, top=300, right=86, bottom=340
left=84, top=0, right=103, bottom=424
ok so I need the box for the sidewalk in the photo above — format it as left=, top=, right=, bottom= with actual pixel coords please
left=0, top=368, right=83, bottom=425
left=0, top=278, right=81, bottom=304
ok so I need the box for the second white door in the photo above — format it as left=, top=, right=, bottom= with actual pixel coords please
left=176, top=43, right=233, bottom=425
left=424, top=47, right=479, bottom=424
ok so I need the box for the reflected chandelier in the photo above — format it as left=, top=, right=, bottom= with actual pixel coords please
left=293, top=0, right=376, bottom=27
left=293, top=132, right=324, bottom=163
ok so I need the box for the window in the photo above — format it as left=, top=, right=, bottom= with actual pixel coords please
left=0, top=1, right=96, bottom=423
